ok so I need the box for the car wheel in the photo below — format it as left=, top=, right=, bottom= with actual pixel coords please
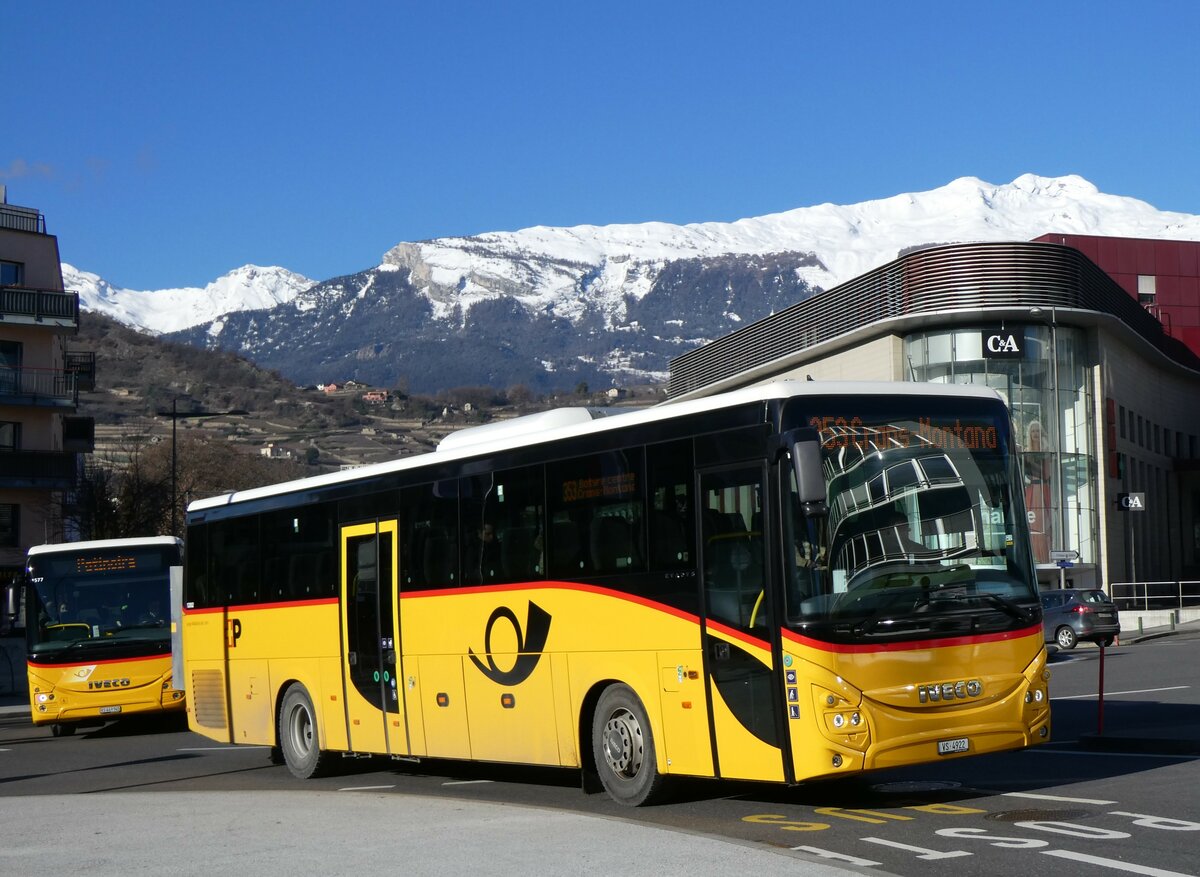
left=1100, top=637, right=1115, bottom=648
left=1056, top=626, right=1078, bottom=650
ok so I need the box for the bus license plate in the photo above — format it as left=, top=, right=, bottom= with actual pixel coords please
left=937, top=737, right=969, bottom=755
left=99, top=706, right=122, bottom=715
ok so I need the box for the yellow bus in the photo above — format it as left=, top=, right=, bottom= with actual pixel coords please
left=181, top=381, right=1049, bottom=804
left=22, top=536, right=185, bottom=735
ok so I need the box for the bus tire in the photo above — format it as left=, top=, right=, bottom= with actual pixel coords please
left=592, top=684, right=667, bottom=806
left=51, top=723, right=76, bottom=737
left=278, top=684, right=332, bottom=779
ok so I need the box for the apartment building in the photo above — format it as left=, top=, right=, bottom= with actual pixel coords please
left=0, top=186, right=94, bottom=587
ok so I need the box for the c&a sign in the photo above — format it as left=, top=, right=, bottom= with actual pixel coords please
left=982, top=328, right=1026, bottom=359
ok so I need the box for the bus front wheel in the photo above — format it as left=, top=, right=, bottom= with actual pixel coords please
left=278, top=685, right=332, bottom=779
left=591, top=684, right=666, bottom=806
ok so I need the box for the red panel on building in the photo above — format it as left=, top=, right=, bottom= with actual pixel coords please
left=1031, top=234, right=1200, bottom=359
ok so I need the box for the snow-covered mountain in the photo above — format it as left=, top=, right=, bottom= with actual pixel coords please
left=70, top=174, right=1200, bottom=392
left=64, top=264, right=315, bottom=334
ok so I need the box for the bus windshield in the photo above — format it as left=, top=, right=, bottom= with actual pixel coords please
left=26, top=544, right=180, bottom=659
left=782, top=403, right=1039, bottom=642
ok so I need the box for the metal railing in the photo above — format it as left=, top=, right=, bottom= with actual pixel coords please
left=1110, top=580, right=1200, bottom=610
left=0, top=203, right=45, bottom=234
left=0, top=285, right=79, bottom=324
left=0, top=449, right=78, bottom=489
left=0, top=366, right=78, bottom=404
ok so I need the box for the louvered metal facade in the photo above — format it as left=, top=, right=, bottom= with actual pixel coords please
left=669, top=241, right=1199, bottom=397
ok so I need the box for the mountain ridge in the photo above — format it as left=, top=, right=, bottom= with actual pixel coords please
left=67, top=174, right=1200, bottom=393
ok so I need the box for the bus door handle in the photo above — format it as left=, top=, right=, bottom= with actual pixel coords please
left=711, top=641, right=731, bottom=662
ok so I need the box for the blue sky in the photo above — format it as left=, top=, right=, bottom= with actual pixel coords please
left=6, top=1, right=1199, bottom=290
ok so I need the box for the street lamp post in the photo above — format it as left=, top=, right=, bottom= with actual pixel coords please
left=156, top=399, right=248, bottom=537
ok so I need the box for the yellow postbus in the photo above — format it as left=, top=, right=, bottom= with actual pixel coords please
left=181, top=381, right=1049, bottom=804
left=22, top=536, right=185, bottom=735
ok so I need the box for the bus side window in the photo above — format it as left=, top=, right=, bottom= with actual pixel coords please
left=647, top=439, right=695, bottom=570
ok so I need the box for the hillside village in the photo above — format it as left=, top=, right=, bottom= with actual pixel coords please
left=76, top=311, right=662, bottom=475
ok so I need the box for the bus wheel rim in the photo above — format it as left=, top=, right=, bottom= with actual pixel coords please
left=602, top=708, right=643, bottom=778
left=290, top=704, right=313, bottom=756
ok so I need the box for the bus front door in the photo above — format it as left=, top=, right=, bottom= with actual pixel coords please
left=340, top=520, right=409, bottom=756
left=698, top=465, right=787, bottom=783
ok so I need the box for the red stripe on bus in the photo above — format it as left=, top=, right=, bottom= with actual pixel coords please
left=401, top=580, right=701, bottom=625
left=28, top=653, right=171, bottom=670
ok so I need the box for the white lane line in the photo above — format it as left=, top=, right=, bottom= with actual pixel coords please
left=1003, top=791, right=1117, bottom=805
left=1053, top=686, right=1189, bottom=701
left=177, top=746, right=272, bottom=751
left=443, top=779, right=494, bottom=786
left=1042, top=849, right=1196, bottom=876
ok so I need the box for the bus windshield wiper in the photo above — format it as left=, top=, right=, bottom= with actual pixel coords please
left=925, top=588, right=1034, bottom=623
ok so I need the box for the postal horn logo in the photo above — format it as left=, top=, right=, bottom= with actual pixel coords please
left=469, top=601, right=552, bottom=686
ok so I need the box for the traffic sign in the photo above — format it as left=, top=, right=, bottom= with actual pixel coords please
left=1049, top=549, right=1079, bottom=562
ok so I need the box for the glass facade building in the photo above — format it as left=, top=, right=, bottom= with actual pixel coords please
left=904, top=325, right=1097, bottom=575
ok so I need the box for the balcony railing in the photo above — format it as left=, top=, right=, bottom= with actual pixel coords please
left=0, top=367, right=78, bottom=406
left=0, top=286, right=79, bottom=327
left=0, top=203, right=45, bottom=234
left=65, top=351, right=96, bottom=391
left=0, top=450, right=78, bottom=490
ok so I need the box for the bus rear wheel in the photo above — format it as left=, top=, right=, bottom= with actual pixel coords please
left=50, top=723, right=76, bottom=737
left=278, top=684, right=332, bottom=779
left=592, top=684, right=666, bottom=806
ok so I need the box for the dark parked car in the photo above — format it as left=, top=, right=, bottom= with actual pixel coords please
left=1041, top=588, right=1121, bottom=649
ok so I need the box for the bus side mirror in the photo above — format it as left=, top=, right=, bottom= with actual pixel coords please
left=2, top=581, right=23, bottom=636
left=790, top=428, right=829, bottom=518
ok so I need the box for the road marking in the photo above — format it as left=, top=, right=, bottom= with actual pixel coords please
left=177, top=746, right=272, bottom=751
left=443, top=779, right=494, bottom=786
left=1003, top=791, right=1117, bottom=805
left=1042, top=849, right=1196, bottom=876
left=862, top=837, right=971, bottom=859
left=790, top=846, right=881, bottom=866
left=339, top=784, right=396, bottom=791
left=1053, top=686, right=1189, bottom=701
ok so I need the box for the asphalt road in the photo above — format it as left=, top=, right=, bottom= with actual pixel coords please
left=2, top=628, right=1198, bottom=877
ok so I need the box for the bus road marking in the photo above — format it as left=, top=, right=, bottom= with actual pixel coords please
left=1003, top=791, right=1118, bottom=805
left=790, top=846, right=881, bottom=867
left=1041, top=849, right=1196, bottom=876
left=1053, top=686, right=1189, bottom=701
left=862, top=836, right=972, bottom=859
left=443, top=779, right=495, bottom=786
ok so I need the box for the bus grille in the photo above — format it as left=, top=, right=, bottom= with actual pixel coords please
left=190, top=670, right=228, bottom=730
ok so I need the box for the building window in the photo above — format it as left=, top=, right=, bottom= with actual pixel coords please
left=0, top=422, right=18, bottom=451
left=1119, top=405, right=1126, bottom=440
left=0, top=504, right=17, bottom=547
left=0, top=260, right=23, bottom=286
left=1137, top=275, right=1157, bottom=305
